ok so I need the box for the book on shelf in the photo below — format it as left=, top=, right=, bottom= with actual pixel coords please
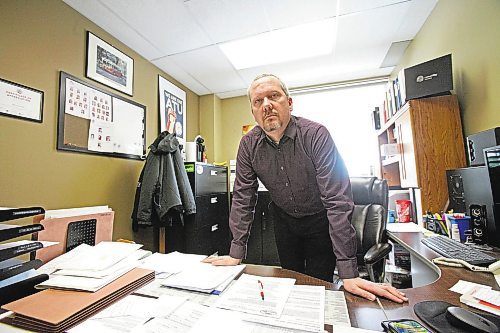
left=0, top=207, right=45, bottom=223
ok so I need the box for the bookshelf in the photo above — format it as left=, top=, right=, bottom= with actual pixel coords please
left=376, top=95, right=467, bottom=212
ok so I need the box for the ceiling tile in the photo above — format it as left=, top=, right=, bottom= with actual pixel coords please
left=152, top=57, right=211, bottom=96
left=99, top=0, right=213, bottom=56
left=263, top=0, right=338, bottom=30
left=169, top=45, right=246, bottom=93
left=63, top=0, right=163, bottom=60
left=184, top=0, right=269, bottom=43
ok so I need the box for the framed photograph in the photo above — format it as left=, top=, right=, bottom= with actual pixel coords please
left=0, top=78, right=43, bottom=123
left=158, top=75, right=186, bottom=145
left=86, top=31, right=134, bottom=96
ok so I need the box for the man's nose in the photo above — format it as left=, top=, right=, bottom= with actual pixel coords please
left=262, top=97, right=273, bottom=109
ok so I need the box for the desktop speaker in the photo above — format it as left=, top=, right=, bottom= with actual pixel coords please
left=469, top=204, right=487, bottom=245
left=467, top=127, right=500, bottom=166
left=446, top=166, right=497, bottom=247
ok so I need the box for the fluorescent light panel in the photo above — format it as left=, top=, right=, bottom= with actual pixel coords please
left=219, top=18, right=335, bottom=70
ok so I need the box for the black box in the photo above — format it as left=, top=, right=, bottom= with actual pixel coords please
left=404, top=54, right=453, bottom=100
left=467, top=127, right=500, bottom=166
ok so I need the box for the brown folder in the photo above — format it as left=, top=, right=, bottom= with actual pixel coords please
left=32, top=211, right=114, bottom=263
left=2, top=267, right=154, bottom=333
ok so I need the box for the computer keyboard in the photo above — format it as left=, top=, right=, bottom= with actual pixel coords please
left=421, top=235, right=497, bottom=266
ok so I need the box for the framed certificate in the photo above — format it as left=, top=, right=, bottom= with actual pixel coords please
left=0, top=78, right=44, bottom=123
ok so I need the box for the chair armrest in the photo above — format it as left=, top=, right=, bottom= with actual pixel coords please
left=364, top=243, right=392, bottom=264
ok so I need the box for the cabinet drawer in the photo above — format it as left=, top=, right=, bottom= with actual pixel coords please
left=185, top=163, right=228, bottom=195
left=191, top=194, right=228, bottom=228
left=185, top=223, right=230, bottom=256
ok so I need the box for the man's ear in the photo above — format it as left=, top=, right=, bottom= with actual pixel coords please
left=288, top=97, right=293, bottom=112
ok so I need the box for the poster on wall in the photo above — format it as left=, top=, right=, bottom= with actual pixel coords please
left=158, top=75, right=186, bottom=146
left=0, top=78, right=43, bottom=123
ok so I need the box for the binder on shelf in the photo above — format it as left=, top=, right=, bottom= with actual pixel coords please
left=2, top=268, right=155, bottom=333
left=0, top=207, right=45, bottom=223
left=0, top=241, right=43, bottom=262
left=0, top=273, right=49, bottom=306
left=0, top=259, right=43, bottom=281
left=32, top=211, right=114, bottom=263
left=0, top=223, right=44, bottom=242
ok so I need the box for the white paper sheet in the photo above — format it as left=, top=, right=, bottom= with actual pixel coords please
left=244, top=284, right=325, bottom=332
left=161, top=262, right=245, bottom=293
left=214, top=274, right=296, bottom=318
left=324, top=290, right=351, bottom=327
left=139, top=252, right=206, bottom=275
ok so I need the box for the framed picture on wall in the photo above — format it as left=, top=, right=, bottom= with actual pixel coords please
left=158, top=75, right=186, bottom=146
left=86, top=31, right=134, bottom=96
left=0, top=78, right=44, bottom=123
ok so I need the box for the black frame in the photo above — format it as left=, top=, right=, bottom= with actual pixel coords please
left=57, top=71, right=146, bottom=160
left=85, top=31, right=134, bottom=96
left=0, top=78, right=44, bottom=123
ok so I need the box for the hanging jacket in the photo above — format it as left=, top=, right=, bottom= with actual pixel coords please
left=132, top=131, right=196, bottom=231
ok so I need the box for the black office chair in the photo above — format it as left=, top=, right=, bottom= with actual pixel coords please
left=350, top=177, right=391, bottom=283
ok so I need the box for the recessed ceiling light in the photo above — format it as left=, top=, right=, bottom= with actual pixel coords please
left=219, top=18, right=336, bottom=70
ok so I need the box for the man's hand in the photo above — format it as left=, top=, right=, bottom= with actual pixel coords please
left=202, top=255, right=241, bottom=266
left=343, top=277, right=408, bottom=303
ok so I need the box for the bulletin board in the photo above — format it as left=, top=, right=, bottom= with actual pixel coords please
left=57, top=71, right=146, bottom=160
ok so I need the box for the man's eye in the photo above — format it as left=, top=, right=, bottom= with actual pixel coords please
left=253, top=99, right=263, bottom=106
left=270, top=92, right=280, bottom=100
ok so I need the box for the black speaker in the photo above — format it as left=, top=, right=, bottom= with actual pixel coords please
left=469, top=204, right=487, bottom=245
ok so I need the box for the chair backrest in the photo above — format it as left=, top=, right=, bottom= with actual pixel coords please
left=349, top=177, right=388, bottom=262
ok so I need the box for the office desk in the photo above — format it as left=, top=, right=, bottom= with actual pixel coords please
left=248, top=231, right=499, bottom=332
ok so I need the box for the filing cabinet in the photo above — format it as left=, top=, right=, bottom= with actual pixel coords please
left=183, top=162, right=230, bottom=255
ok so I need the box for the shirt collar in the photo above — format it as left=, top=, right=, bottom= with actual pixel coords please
left=258, top=116, right=298, bottom=146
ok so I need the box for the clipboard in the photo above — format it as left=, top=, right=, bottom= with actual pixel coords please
left=32, top=211, right=114, bottom=263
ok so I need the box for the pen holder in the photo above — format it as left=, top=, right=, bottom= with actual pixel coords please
left=448, top=216, right=471, bottom=243
left=425, top=217, right=448, bottom=236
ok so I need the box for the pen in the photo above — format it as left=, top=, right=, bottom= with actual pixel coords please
left=376, top=297, right=389, bottom=321
left=258, top=279, right=265, bottom=301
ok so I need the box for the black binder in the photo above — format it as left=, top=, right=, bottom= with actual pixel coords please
left=0, top=259, right=43, bottom=281
left=0, top=224, right=44, bottom=242
left=0, top=207, right=45, bottom=223
left=0, top=241, right=43, bottom=261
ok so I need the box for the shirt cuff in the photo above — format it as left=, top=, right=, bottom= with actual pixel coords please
left=229, top=242, right=246, bottom=260
left=336, top=259, right=359, bottom=279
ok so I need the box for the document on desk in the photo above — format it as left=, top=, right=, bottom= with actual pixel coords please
left=134, top=279, right=218, bottom=307
left=136, top=301, right=209, bottom=333
left=324, top=290, right=351, bottom=326
left=68, top=294, right=186, bottom=333
left=243, top=284, right=325, bottom=332
left=161, top=262, right=246, bottom=293
left=35, top=243, right=150, bottom=291
left=53, top=241, right=143, bottom=271
left=138, top=251, right=206, bottom=275
left=214, top=273, right=296, bottom=318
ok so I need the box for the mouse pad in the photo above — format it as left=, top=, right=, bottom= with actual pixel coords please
left=414, top=301, right=499, bottom=333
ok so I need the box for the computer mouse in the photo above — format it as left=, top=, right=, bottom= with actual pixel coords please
left=446, top=306, right=499, bottom=333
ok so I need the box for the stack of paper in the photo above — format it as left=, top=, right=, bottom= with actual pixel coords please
left=36, top=242, right=151, bottom=292
left=161, top=260, right=246, bottom=293
left=138, top=251, right=207, bottom=278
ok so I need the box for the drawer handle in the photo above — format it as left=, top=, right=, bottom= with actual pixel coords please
left=211, top=197, right=218, bottom=204
left=211, top=170, right=217, bottom=176
left=211, top=224, right=219, bottom=231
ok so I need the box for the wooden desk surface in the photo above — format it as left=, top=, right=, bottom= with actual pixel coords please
left=245, top=232, right=499, bottom=332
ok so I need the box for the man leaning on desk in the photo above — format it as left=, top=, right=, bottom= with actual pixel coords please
left=205, top=74, right=408, bottom=304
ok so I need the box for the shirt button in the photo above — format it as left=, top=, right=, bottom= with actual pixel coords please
left=290, top=197, right=293, bottom=201
left=280, top=166, right=284, bottom=170
left=294, top=209, right=298, bottom=213
left=285, top=182, right=289, bottom=187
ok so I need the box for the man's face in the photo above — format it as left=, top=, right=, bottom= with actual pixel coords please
left=249, top=77, right=293, bottom=135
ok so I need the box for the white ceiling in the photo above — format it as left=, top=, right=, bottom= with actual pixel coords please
left=63, top=0, right=438, bottom=99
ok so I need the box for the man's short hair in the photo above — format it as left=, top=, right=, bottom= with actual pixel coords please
left=247, top=74, right=290, bottom=101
